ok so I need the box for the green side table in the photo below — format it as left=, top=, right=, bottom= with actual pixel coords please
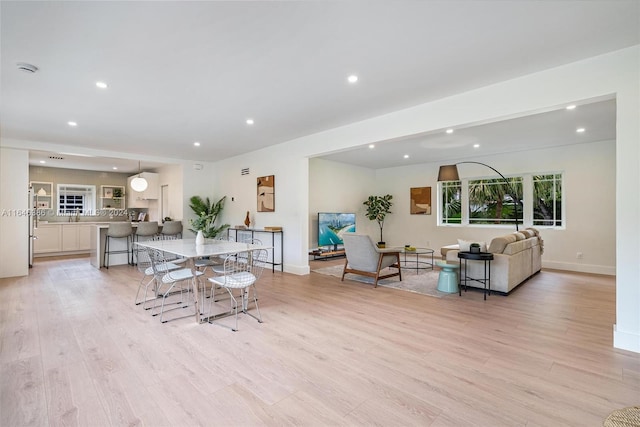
left=436, top=261, right=460, bottom=293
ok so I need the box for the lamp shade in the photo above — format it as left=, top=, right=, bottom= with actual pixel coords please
left=437, top=164, right=460, bottom=181
left=130, top=176, right=148, bottom=192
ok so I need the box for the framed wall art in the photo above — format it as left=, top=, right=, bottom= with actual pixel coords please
left=410, top=186, right=431, bottom=215
left=257, top=175, right=275, bottom=212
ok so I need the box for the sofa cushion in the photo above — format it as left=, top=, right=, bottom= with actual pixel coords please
left=488, top=234, right=517, bottom=254
left=519, top=229, right=535, bottom=238
left=512, top=232, right=526, bottom=241
left=458, top=239, right=487, bottom=252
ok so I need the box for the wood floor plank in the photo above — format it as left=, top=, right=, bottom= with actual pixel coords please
left=0, top=255, right=638, bottom=426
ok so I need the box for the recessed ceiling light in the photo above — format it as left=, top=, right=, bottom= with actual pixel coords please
left=112, top=166, right=118, bottom=170
left=246, top=119, right=254, bottom=125
left=473, top=144, right=480, bottom=148
left=96, top=81, right=108, bottom=89
left=566, top=105, right=577, bottom=110
left=67, top=121, right=77, bottom=127
left=368, top=144, right=375, bottom=149
left=446, top=129, right=454, bottom=134
left=39, top=160, right=46, bottom=164
left=403, top=154, right=409, bottom=159
left=193, top=141, right=200, bottom=147
left=576, top=127, right=585, bottom=133
left=347, top=75, right=358, bottom=83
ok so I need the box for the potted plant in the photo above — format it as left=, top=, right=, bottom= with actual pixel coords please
left=188, top=195, right=230, bottom=239
left=363, top=194, right=393, bottom=247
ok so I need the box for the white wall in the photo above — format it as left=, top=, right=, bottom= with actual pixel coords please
left=181, top=160, right=219, bottom=237
left=157, top=163, right=184, bottom=222
left=308, top=158, right=375, bottom=248
left=0, top=148, right=29, bottom=278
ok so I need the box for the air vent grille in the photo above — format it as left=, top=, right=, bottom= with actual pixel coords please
left=16, top=62, right=38, bottom=73
left=241, top=168, right=250, bottom=176
left=48, top=156, right=65, bottom=160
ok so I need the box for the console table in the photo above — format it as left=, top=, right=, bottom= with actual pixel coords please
left=309, top=248, right=345, bottom=260
left=457, top=251, right=493, bottom=300
left=227, top=228, right=283, bottom=272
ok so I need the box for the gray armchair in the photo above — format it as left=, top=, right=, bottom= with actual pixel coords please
left=341, top=233, right=402, bottom=287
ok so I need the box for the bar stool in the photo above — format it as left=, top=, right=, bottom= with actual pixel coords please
left=160, top=221, right=182, bottom=240
left=103, top=222, right=133, bottom=268
left=134, top=222, right=159, bottom=264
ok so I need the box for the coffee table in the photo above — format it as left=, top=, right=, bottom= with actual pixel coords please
left=399, top=247, right=434, bottom=273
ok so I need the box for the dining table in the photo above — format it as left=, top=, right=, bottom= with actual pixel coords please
left=134, top=238, right=272, bottom=324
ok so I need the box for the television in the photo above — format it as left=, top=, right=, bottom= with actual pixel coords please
left=318, top=212, right=356, bottom=250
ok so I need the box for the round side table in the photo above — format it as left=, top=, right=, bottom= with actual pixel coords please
left=436, top=261, right=460, bottom=293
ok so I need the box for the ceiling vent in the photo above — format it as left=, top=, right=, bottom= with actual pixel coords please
left=241, top=167, right=250, bottom=176
left=16, top=62, right=38, bottom=73
left=48, top=155, right=64, bottom=160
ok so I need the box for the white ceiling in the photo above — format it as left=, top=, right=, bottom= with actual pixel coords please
left=1, top=1, right=638, bottom=171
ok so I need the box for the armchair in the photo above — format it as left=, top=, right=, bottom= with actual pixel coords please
left=341, top=233, right=402, bottom=287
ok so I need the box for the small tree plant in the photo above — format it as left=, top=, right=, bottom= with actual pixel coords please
left=188, top=195, right=230, bottom=238
left=363, top=194, right=393, bottom=245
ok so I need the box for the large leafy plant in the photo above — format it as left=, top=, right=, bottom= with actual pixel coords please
left=363, top=194, right=393, bottom=243
left=188, top=195, right=230, bottom=238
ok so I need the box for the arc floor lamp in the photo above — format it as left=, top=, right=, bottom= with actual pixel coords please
left=437, top=161, right=520, bottom=231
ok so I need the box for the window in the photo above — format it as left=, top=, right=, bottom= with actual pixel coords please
left=57, top=184, right=96, bottom=215
left=441, top=181, right=462, bottom=224
left=468, top=177, right=522, bottom=226
left=439, top=173, right=563, bottom=228
left=533, top=174, right=563, bottom=226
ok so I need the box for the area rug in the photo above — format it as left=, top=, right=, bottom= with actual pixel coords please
left=312, top=264, right=456, bottom=299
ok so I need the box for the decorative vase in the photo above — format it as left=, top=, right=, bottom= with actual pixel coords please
left=244, top=211, right=251, bottom=228
left=195, top=230, right=204, bottom=245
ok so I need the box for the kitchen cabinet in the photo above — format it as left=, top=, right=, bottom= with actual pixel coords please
left=62, top=224, right=92, bottom=251
left=34, top=223, right=93, bottom=255
left=33, top=224, right=62, bottom=254
left=127, top=172, right=159, bottom=208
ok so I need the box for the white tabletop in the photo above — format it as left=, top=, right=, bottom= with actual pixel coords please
left=134, top=238, right=271, bottom=259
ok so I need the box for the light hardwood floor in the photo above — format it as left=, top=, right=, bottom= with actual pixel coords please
left=1, top=255, right=638, bottom=426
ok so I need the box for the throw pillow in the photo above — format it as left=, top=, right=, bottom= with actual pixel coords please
left=457, top=239, right=487, bottom=252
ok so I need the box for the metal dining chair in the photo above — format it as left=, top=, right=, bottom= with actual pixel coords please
left=207, top=248, right=268, bottom=331
left=134, top=245, right=182, bottom=310
left=133, top=221, right=159, bottom=264
left=147, top=248, right=204, bottom=323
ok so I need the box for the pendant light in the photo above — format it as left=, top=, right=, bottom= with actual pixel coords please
left=130, top=161, right=148, bottom=192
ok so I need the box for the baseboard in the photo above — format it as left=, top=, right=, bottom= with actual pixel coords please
left=542, top=260, right=615, bottom=276
left=614, top=325, right=640, bottom=353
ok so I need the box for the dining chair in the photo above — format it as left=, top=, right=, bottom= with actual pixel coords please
left=197, top=234, right=237, bottom=304
left=147, top=248, right=204, bottom=323
left=207, top=248, right=268, bottom=331
left=134, top=245, right=182, bottom=310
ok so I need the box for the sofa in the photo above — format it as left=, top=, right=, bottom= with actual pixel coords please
left=442, top=228, right=543, bottom=294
